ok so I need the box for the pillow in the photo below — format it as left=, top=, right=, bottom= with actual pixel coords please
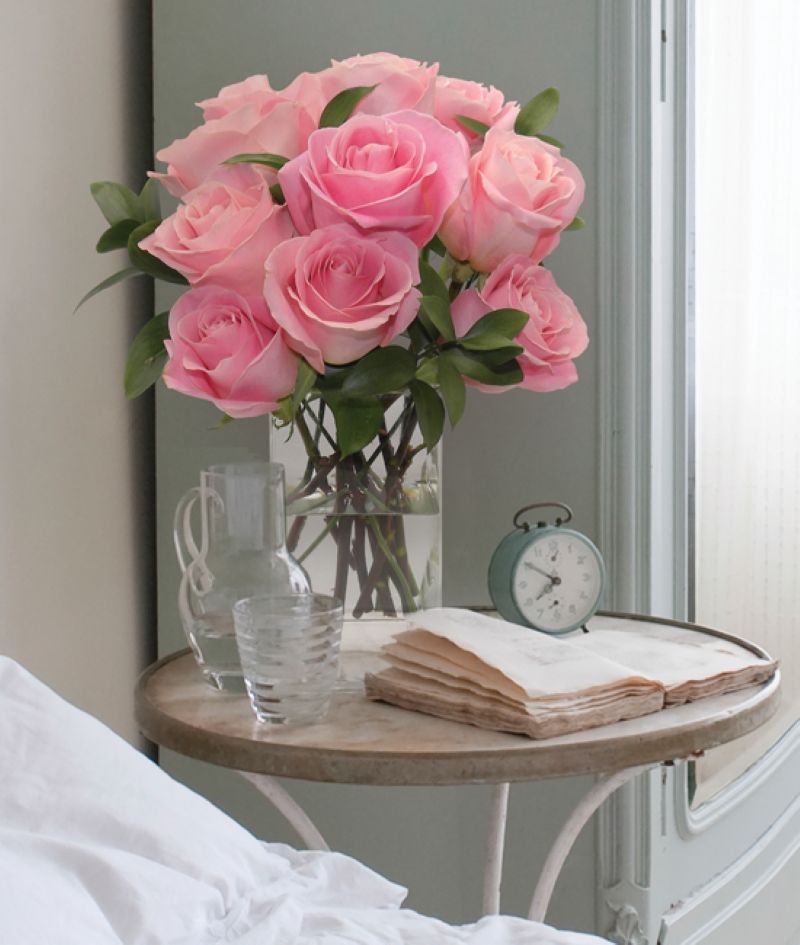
left=0, top=657, right=403, bottom=944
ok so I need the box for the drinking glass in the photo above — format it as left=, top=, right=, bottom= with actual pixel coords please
left=233, top=593, right=343, bottom=724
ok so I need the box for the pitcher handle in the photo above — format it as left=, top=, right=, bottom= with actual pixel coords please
left=173, top=486, right=220, bottom=597
left=173, top=487, right=202, bottom=576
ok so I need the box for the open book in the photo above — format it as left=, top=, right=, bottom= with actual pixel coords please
left=364, top=609, right=777, bottom=739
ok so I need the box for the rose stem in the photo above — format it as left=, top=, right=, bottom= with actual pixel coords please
left=297, top=515, right=338, bottom=564
left=347, top=455, right=372, bottom=605
left=285, top=406, right=340, bottom=552
left=332, top=459, right=352, bottom=607
left=366, top=515, right=416, bottom=611
left=285, top=458, right=338, bottom=552
left=353, top=530, right=394, bottom=617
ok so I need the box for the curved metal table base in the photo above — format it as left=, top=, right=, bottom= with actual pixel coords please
left=527, top=765, right=650, bottom=921
left=239, top=764, right=651, bottom=922
left=238, top=771, right=330, bottom=851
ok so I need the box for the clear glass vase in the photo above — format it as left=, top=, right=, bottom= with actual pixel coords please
left=271, top=397, right=442, bottom=641
left=174, top=461, right=310, bottom=691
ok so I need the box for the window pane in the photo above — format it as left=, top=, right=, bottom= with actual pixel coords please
left=693, top=0, right=800, bottom=802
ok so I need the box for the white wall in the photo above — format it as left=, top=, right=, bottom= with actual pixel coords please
left=0, top=1, right=155, bottom=745
left=153, top=0, right=601, bottom=930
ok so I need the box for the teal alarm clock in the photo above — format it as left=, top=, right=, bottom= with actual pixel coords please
left=488, top=502, right=606, bottom=634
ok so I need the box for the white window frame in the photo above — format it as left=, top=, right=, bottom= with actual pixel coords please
left=595, top=6, right=800, bottom=943
left=596, top=0, right=691, bottom=624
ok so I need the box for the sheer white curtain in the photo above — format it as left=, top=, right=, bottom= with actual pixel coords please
left=694, top=0, right=800, bottom=800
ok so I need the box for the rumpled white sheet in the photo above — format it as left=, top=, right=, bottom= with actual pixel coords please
left=0, top=657, right=610, bottom=944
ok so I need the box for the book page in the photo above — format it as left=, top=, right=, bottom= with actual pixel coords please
left=398, top=609, right=661, bottom=700
left=570, top=617, right=777, bottom=692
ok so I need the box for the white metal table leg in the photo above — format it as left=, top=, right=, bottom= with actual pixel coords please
left=527, top=765, right=652, bottom=923
left=238, top=771, right=330, bottom=851
left=482, top=782, right=511, bottom=915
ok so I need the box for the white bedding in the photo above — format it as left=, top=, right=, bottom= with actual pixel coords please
left=0, top=657, right=610, bottom=945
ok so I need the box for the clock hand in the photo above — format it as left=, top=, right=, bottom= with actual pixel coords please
left=525, top=562, right=562, bottom=584
left=536, top=582, right=554, bottom=600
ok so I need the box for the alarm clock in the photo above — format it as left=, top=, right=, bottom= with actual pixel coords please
left=488, top=502, right=606, bottom=634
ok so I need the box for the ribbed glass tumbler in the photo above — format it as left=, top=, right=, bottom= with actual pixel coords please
left=232, top=593, right=343, bottom=725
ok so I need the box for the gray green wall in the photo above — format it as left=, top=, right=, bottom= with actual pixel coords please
left=154, top=0, right=601, bottom=929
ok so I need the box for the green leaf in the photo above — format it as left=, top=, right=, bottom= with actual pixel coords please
left=415, top=309, right=438, bottom=341
left=90, top=181, right=142, bottom=225
left=342, top=346, right=416, bottom=396
left=273, top=397, right=294, bottom=424
left=319, top=85, right=377, bottom=128
left=210, top=414, right=235, bottom=429
left=418, top=258, right=449, bottom=302
left=444, top=348, right=522, bottom=386
left=462, top=307, right=529, bottom=343
left=470, top=344, right=525, bottom=366
left=535, top=132, right=565, bottom=150
left=139, top=178, right=162, bottom=221
left=406, top=320, right=430, bottom=352
left=515, top=87, right=560, bottom=137
left=437, top=354, right=466, bottom=427
left=223, top=151, right=290, bottom=170
left=321, top=392, right=384, bottom=457
left=315, top=364, right=350, bottom=392
left=73, top=267, right=144, bottom=313
left=460, top=333, right=525, bottom=353
left=127, top=221, right=189, bottom=285
left=409, top=380, right=445, bottom=450
left=455, top=114, right=490, bottom=137
left=423, top=234, right=447, bottom=258
left=420, top=295, right=455, bottom=342
left=95, top=219, right=140, bottom=253
left=292, top=359, right=318, bottom=414
left=124, top=312, right=170, bottom=398
left=565, top=215, right=585, bottom=231
left=415, top=357, right=439, bottom=385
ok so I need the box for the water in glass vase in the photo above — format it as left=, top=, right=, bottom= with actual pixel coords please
left=273, top=397, right=442, bottom=639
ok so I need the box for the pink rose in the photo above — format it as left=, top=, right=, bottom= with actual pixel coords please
left=279, top=110, right=469, bottom=248
left=319, top=52, right=437, bottom=115
left=140, top=165, right=293, bottom=297
left=278, top=70, right=331, bottom=122
left=433, top=75, right=519, bottom=148
left=163, top=287, right=299, bottom=418
left=451, top=256, right=588, bottom=392
left=198, top=72, right=330, bottom=124
left=151, top=93, right=318, bottom=198
left=440, top=127, right=584, bottom=272
left=264, top=224, right=420, bottom=372
left=196, top=74, right=274, bottom=120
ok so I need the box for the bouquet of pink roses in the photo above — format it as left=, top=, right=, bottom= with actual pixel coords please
left=82, top=52, right=587, bottom=619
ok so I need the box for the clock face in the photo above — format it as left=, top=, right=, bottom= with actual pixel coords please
left=511, top=530, right=604, bottom=633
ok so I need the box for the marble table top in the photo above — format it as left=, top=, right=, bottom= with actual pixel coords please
left=135, top=612, right=779, bottom=786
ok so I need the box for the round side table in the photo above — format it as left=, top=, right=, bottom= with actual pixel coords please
left=135, top=612, right=779, bottom=921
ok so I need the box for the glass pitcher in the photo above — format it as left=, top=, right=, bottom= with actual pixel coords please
left=174, top=462, right=310, bottom=691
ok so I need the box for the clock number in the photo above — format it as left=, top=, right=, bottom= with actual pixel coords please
left=582, top=572, right=591, bottom=582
